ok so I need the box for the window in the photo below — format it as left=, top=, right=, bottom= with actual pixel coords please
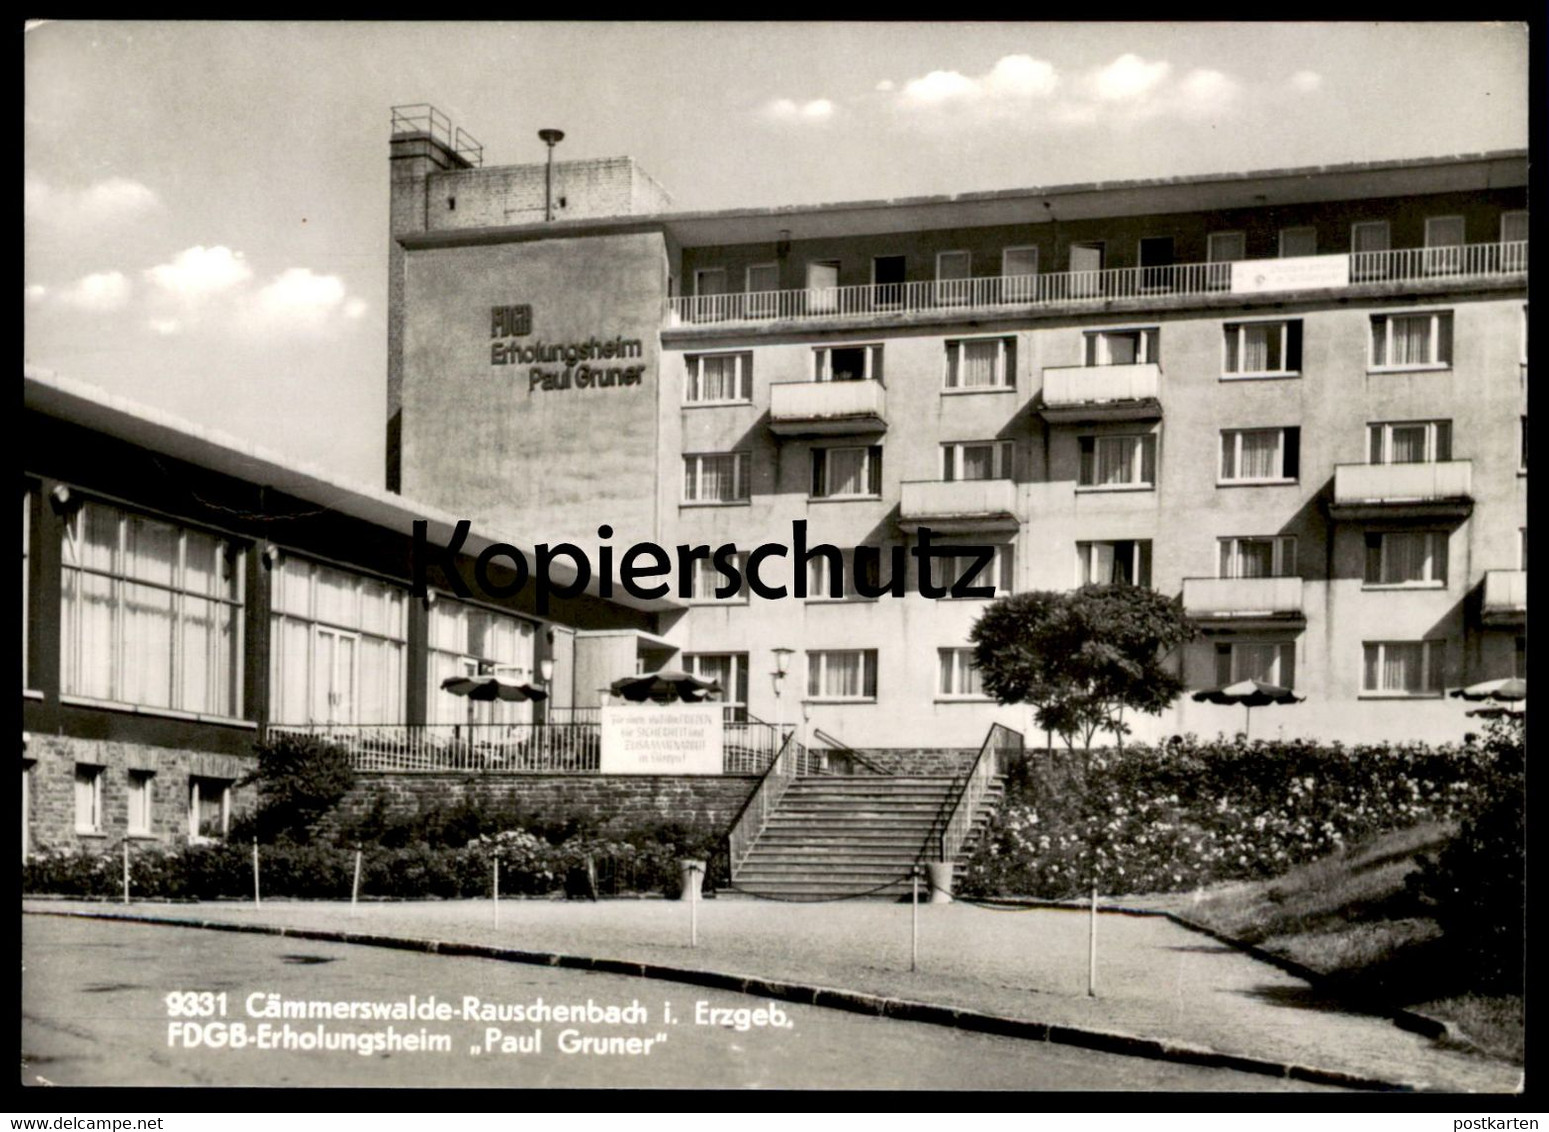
left=935, top=250, right=971, bottom=303
left=1078, top=434, right=1157, bottom=489
left=1501, top=211, right=1528, bottom=244
left=1069, top=242, right=1104, bottom=297
left=1364, top=532, right=1448, bottom=587
left=745, top=265, right=780, bottom=318
left=1351, top=221, right=1393, bottom=281
left=1424, top=216, right=1466, bottom=274
left=944, top=338, right=1013, bottom=389
left=1085, top=328, right=1159, bottom=366
left=694, top=268, right=727, bottom=296
left=807, top=649, right=878, bottom=701
left=74, top=765, right=103, bottom=834
left=813, top=344, right=882, bottom=383
left=1370, top=312, right=1452, bottom=369
left=1001, top=247, right=1038, bottom=302
left=938, top=648, right=985, bottom=698
left=811, top=446, right=883, bottom=499
left=1219, top=428, right=1299, bottom=483
left=683, top=653, right=749, bottom=719
left=683, top=452, right=751, bottom=504
left=61, top=501, right=244, bottom=717
left=688, top=552, right=749, bottom=603
left=806, top=260, right=840, bottom=313
left=1138, top=236, right=1175, bottom=290
left=188, top=777, right=231, bottom=841
left=270, top=556, right=407, bottom=726
left=872, top=256, right=906, bottom=308
left=1367, top=420, right=1451, bottom=465
left=1207, top=232, right=1247, bottom=262
left=426, top=601, right=536, bottom=726
left=1218, top=536, right=1297, bottom=579
left=1223, top=320, right=1302, bottom=377
left=942, top=440, right=1014, bottom=481
left=807, top=552, right=862, bottom=601
left=932, top=544, right=1016, bottom=596
left=685, top=353, right=752, bottom=403
left=1363, top=641, right=1445, bottom=696
left=127, top=770, right=154, bottom=835
left=1077, top=540, right=1151, bottom=587
left=1215, top=642, right=1296, bottom=688
left=1279, top=227, right=1317, bottom=257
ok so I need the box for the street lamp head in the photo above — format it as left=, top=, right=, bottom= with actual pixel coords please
left=772, top=647, right=794, bottom=678
left=538, top=128, right=565, bottom=148
left=539, top=657, right=555, bottom=683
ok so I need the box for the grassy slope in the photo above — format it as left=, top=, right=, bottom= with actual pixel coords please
left=1136, top=821, right=1524, bottom=1065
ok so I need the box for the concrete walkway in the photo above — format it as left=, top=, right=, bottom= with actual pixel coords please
left=23, top=897, right=1520, bottom=1093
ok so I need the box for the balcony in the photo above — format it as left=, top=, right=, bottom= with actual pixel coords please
left=1183, top=576, right=1306, bottom=630
left=664, top=242, right=1527, bottom=330
left=769, top=380, right=886, bottom=436
left=1039, top=363, right=1162, bottom=423
left=898, top=479, right=1021, bottom=533
left=1329, top=461, right=1474, bottom=520
left=1481, top=569, right=1527, bottom=627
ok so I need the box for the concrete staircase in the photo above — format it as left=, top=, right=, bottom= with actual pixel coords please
left=731, top=774, right=1005, bottom=900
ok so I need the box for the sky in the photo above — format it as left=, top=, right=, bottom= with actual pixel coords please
left=24, top=21, right=1529, bottom=486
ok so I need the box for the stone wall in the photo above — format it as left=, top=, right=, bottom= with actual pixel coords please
left=854, top=749, right=979, bottom=776
left=320, top=773, right=760, bottom=839
left=24, top=734, right=257, bottom=853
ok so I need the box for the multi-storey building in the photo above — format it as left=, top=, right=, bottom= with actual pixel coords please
left=388, top=108, right=1526, bottom=749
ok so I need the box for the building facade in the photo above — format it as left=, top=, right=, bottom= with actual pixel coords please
left=388, top=114, right=1526, bottom=749
left=22, top=372, right=675, bottom=854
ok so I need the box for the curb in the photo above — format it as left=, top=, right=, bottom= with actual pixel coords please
left=25, top=905, right=1422, bottom=1093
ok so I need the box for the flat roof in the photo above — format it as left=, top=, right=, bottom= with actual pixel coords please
left=406, top=149, right=1528, bottom=250
left=22, top=369, right=681, bottom=615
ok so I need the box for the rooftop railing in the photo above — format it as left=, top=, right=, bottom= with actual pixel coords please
left=666, top=242, right=1526, bottom=328
left=390, top=104, right=483, bottom=167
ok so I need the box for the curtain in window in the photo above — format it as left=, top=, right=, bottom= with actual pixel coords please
left=1236, top=540, right=1275, bottom=579
left=1383, top=643, right=1422, bottom=692
left=1382, top=533, right=1432, bottom=583
left=1389, top=316, right=1433, bottom=366
left=122, top=583, right=174, bottom=709
left=1238, top=431, right=1280, bottom=479
left=74, top=770, right=99, bottom=829
left=827, top=449, right=867, bottom=496
left=194, top=781, right=226, bottom=838
left=701, top=356, right=739, bottom=400
left=958, top=340, right=1000, bottom=387
left=63, top=571, right=115, bottom=700
left=1234, top=643, right=1282, bottom=684
left=1388, top=425, right=1428, bottom=464
left=960, top=444, right=996, bottom=480
left=1095, top=438, right=1133, bottom=485
left=1241, top=324, right=1279, bottom=371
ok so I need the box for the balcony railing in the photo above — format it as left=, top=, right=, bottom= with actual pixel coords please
left=1482, top=569, right=1527, bottom=624
left=1332, top=461, right=1474, bottom=506
left=899, top=479, right=1020, bottom=532
left=666, top=242, right=1526, bottom=328
left=769, top=379, right=886, bottom=435
left=270, top=716, right=783, bottom=775
left=1042, top=362, right=1161, bottom=406
left=1183, top=576, right=1305, bottom=620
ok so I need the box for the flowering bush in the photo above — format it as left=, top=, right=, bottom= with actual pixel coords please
left=962, top=734, right=1495, bottom=899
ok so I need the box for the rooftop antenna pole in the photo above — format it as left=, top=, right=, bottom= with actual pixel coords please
left=538, top=129, right=565, bottom=221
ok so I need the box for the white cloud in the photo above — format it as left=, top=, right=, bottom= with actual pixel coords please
left=765, top=97, right=836, bottom=122
left=25, top=284, right=47, bottom=303
left=343, top=297, right=368, bottom=320
left=251, top=268, right=355, bottom=330
left=1093, top=53, right=1171, bottom=101
left=984, top=54, right=1059, bottom=98
left=1179, top=68, right=1241, bottom=108
left=874, top=79, right=894, bottom=92
left=145, top=246, right=253, bottom=301
left=1289, top=70, right=1323, bottom=93
left=58, top=271, right=130, bottom=311
left=901, top=69, right=981, bottom=105
left=26, top=174, right=160, bottom=227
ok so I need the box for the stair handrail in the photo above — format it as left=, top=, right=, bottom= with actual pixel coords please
left=934, top=723, right=1023, bottom=865
left=726, top=730, right=807, bottom=877
left=810, top=727, right=891, bottom=775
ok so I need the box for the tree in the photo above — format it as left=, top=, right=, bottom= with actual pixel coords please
left=970, top=584, right=1195, bottom=754
left=238, top=733, right=356, bottom=844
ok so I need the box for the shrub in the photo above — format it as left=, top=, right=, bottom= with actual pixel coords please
left=240, top=734, right=355, bottom=843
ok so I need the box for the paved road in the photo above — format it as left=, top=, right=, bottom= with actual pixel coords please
left=22, top=916, right=1339, bottom=1090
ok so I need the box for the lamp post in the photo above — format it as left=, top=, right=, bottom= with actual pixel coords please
left=771, top=647, right=794, bottom=762
left=538, top=128, right=564, bottom=222
left=537, top=656, right=556, bottom=762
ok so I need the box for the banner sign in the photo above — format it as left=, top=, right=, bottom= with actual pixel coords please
left=1231, top=255, right=1350, bottom=294
left=600, top=704, right=723, bottom=775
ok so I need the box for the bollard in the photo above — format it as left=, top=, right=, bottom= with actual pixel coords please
left=493, top=855, right=501, bottom=929
left=351, top=848, right=362, bottom=912
left=1088, top=886, right=1098, bottom=997
left=689, top=864, right=699, bottom=949
left=252, top=839, right=261, bottom=907
left=122, top=840, right=130, bottom=905
left=925, top=861, right=953, bottom=904
left=910, top=867, right=919, bottom=972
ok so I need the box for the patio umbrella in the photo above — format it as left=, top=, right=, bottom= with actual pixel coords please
left=609, top=669, right=722, bottom=704
left=1191, top=679, right=1304, bottom=740
left=439, top=674, right=548, bottom=702
left=1449, top=676, right=1527, bottom=703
